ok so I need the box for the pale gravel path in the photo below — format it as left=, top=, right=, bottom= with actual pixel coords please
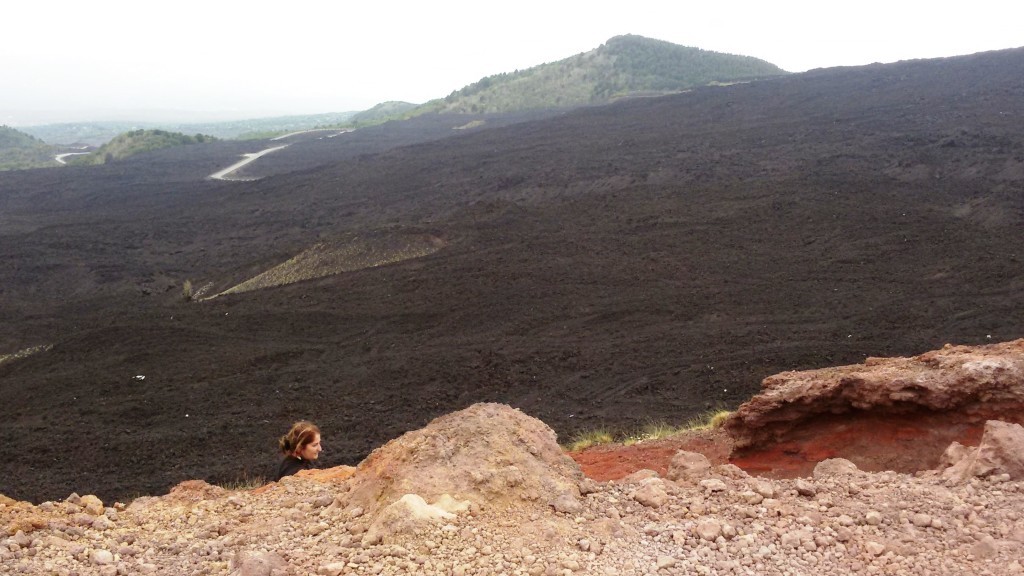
left=209, top=128, right=352, bottom=180
left=271, top=128, right=352, bottom=141
left=54, top=152, right=90, bottom=164
left=208, top=145, right=290, bottom=181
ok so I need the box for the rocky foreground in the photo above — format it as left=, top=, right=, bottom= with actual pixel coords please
left=4, top=341, right=1024, bottom=575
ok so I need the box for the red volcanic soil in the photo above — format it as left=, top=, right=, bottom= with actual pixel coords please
left=2, top=49, right=1024, bottom=504
left=569, top=429, right=734, bottom=481
left=728, top=405, right=1024, bottom=477
left=568, top=411, right=1002, bottom=481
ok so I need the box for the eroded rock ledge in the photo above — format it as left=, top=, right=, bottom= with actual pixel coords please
left=725, top=338, right=1024, bottom=476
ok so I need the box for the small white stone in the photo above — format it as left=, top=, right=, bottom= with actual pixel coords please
left=740, top=490, right=764, bottom=505
left=700, top=479, right=728, bottom=493
left=795, top=479, right=817, bottom=497
left=911, top=513, right=932, bottom=527
left=90, top=549, right=114, bottom=565
left=695, top=519, right=723, bottom=541
left=320, top=562, right=346, bottom=576
left=865, top=541, right=886, bottom=556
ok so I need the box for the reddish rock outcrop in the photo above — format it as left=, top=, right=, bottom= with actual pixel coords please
left=336, top=403, right=584, bottom=522
left=941, top=420, right=1024, bottom=483
left=725, top=339, right=1024, bottom=477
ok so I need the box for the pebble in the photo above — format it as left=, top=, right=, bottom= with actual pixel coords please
left=90, top=549, right=114, bottom=565
left=911, top=513, right=932, bottom=527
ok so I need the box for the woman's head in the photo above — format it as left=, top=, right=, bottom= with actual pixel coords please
left=279, top=420, right=322, bottom=461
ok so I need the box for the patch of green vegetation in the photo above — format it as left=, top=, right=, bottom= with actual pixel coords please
left=349, top=101, right=418, bottom=125
left=19, top=121, right=146, bottom=147
left=67, top=129, right=217, bottom=165
left=295, top=102, right=421, bottom=133
left=0, top=125, right=58, bottom=170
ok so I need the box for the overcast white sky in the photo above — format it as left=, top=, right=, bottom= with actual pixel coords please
left=3, top=0, right=1022, bottom=125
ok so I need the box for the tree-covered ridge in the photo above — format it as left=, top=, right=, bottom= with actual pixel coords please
left=0, top=125, right=58, bottom=170
left=419, top=34, right=788, bottom=114
left=0, top=125, right=48, bottom=149
left=68, top=129, right=217, bottom=165
left=350, top=101, right=419, bottom=125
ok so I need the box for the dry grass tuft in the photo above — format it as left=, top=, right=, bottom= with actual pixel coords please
left=623, top=420, right=679, bottom=446
left=682, top=409, right=733, bottom=431
left=567, top=409, right=734, bottom=450
left=565, top=429, right=616, bottom=452
left=215, top=474, right=267, bottom=491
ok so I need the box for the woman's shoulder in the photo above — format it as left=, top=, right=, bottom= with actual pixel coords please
left=276, top=455, right=313, bottom=481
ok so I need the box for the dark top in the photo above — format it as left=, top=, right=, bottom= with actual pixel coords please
left=275, top=455, right=315, bottom=481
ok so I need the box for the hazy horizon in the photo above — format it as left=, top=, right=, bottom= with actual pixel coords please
left=1, top=107, right=357, bottom=128
left=5, top=0, right=1023, bottom=127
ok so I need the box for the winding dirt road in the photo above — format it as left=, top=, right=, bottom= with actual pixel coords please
left=53, top=152, right=90, bottom=165
left=208, top=144, right=289, bottom=180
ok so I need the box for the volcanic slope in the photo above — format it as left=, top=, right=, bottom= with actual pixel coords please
left=1, top=49, right=1023, bottom=503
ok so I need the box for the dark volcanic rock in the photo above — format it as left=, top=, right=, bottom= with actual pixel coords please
left=1, top=49, right=1024, bottom=502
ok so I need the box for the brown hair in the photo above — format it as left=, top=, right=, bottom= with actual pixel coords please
left=279, top=421, right=320, bottom=456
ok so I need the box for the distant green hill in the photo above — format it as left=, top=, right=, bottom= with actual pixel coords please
left=0, top=125, right=58, bottom=170
left=350, top=101, right=419, bottom=125
left=22, top=111, right=359, bottom=146
left=14, top=36, right=788, bottom=152
left=67, top=129, right=216, bottom=165
left=417, top=34, right=788, bottom=115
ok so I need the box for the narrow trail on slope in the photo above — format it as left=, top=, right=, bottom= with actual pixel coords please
left=270, top=128, right=352, bottom=141
left=208, top=144, right=289, bottom=180
left=54, top=152, right=90, bottom=164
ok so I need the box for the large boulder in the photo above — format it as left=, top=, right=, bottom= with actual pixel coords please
left=336, top=403, right=584, bottom=523
left=665, top=450, right=712, bottom=483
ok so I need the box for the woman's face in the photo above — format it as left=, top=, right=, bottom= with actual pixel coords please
left=298, top=433, right=321, bottom=461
